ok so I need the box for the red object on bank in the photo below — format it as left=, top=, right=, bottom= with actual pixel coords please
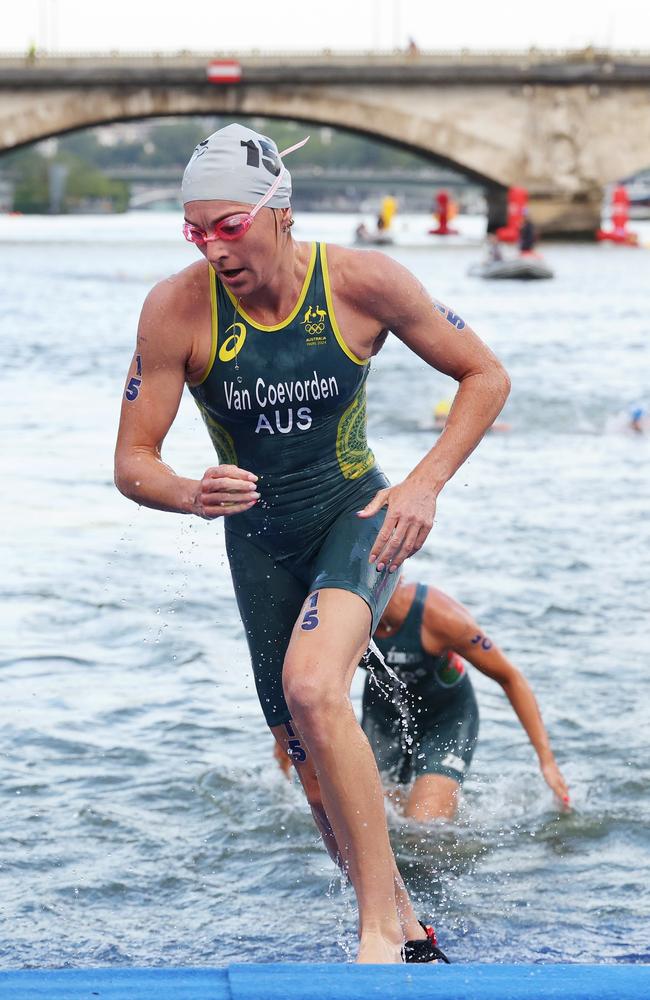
left=428, top=190, right=458, bottom=235
left=596, top=184, right=638, bottom=245
left=496, top=186, right=528, bottom=243
left=206, top=61, right=242, bottom=84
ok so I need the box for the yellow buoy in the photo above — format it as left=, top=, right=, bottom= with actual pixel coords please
left=378, top=195, right=397, bottom=231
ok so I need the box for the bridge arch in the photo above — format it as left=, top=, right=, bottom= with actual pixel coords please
left=2, top=84, right=510, bottom=191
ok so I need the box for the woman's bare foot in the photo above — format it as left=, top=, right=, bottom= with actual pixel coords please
left=357, top=930, right=404, bottom=964
left=401, top=918, right=428, bottom=942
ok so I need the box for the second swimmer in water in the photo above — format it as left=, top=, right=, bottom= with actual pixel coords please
left=362, top=580, right=569, bottom=820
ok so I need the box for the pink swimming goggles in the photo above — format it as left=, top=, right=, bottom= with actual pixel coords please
left=182, top=136, right=309, bottom=245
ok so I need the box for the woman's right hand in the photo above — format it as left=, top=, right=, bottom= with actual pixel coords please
left=541, top=757, right=571, bottom=812
left=192, top=465, right=259, bottom=518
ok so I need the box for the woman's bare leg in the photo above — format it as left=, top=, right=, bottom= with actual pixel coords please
left=282, top=588, right=416, bottom=962
left=272, top=723, right=428, bottom=944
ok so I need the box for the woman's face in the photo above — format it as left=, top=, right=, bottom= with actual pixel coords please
left=183, top=200, right=288, bottom=297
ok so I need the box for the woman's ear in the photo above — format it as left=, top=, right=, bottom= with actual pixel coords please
left=280, top=207, right=294, bottom=233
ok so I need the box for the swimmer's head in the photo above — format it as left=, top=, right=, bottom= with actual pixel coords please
left=434, top=399, right=452, bottom=419
left=182, top=123, right=294, bottom=207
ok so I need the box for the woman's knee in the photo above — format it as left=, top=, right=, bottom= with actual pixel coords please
left=283, top=660, right=340, bottom=718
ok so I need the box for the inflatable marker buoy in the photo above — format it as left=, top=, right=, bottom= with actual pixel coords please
left=597, top=184, right=639, bottom=244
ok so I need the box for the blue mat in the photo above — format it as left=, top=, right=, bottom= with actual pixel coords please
left=1, top=963, right=648, bottom=999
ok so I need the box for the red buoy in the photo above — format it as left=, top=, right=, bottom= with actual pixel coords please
left=496, top=186, right=528, bottom=243
left=428, top=190, right=458, bottom=235
left=596, top=184, right=638, bottom=245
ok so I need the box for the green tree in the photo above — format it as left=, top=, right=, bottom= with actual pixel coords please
left=144, top=121, right=212, bottom=166
left=10, top=148, right=50, bottom=213
left=61, top=153, right=128, bottom=212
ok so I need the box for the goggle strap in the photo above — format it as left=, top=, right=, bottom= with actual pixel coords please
left=250, top=135, right=310, bottom=218
left=279, top=136, right=310, bottom=158
left=250, top=172, right=284, bottom=218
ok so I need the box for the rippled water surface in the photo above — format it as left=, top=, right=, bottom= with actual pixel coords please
left=1, top=211, right=649, bottom=968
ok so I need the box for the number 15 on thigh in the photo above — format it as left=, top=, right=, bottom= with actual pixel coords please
left=301, top=592, right=320, bottom=631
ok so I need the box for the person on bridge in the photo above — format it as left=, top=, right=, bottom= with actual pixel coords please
left=360, top=580, right=569, bottom=821
left=114, top=122, right=510, bottom=964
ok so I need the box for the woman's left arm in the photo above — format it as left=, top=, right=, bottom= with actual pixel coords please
left=357, top=253, right=510, bottom=571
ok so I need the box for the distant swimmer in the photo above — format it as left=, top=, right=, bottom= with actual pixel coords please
left=114, top=122, right=510, bottom=964
left=361, top=580, right=569, bottom=821
left=605, top=402, right=649, bottom=435
left=434, top=397, right=511, bottom=433
left=629, top=404, right=648, bottom=433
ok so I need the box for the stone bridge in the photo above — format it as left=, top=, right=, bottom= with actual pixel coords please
left=1, top=49, right=650, bottom=235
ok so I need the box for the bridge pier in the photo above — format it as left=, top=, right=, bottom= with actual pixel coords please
left=486, top=185, right=603, bottom=240
left=485, top=186, right=508, bottom=234
left=528, top=189, right=604, bottom=240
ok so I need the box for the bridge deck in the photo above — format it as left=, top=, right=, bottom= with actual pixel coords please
left=1, top=50, right=650, bottom=86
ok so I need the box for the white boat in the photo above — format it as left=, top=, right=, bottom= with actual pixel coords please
left=354, top=228, right=395, bottom=246
left=468, top=255, right=554, bottom=280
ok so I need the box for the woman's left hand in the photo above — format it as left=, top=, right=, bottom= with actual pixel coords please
left=357, top=477, right=437, bottom=572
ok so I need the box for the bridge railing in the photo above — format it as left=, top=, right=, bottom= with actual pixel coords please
left=1, top=48, right=650, bottom=67
left=2, top=49, right=649, bottom=88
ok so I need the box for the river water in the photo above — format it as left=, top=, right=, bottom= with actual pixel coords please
left=1, top=211, right=648, bottom=969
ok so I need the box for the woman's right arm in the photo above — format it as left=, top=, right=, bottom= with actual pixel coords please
left=114, top=281, right=259, bottom=518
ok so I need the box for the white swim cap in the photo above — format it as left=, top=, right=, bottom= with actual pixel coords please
left=182, top=123, right=295, bottom=207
